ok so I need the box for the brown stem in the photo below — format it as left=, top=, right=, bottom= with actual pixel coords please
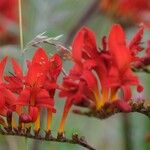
left=73, top=101, right=150, bottom=120
left=65, top=0, right=100, bottom=45
left=0, top=128, right=95, bottom=150
left=133, top=67, right=150, bottom=74
left=132, top=56, right=150, bottom=74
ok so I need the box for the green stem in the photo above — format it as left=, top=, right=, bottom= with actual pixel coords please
left=25, top=138, right=29, bottom=150
left=18, top=1, right=27, bottom=150
left=18, top=0, right=26, bottom=73
left=18, top=0, right=24, bottom=52
left=122, top=115, right=132, bottom=150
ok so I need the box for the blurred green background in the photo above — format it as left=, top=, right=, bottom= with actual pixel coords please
left=1, top=0, right=150, bottom=150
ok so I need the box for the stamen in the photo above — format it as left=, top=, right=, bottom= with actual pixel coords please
left=93, top=90, right=103, bottom=109
left=34, top=110, right=40, bottom=131
left=25, top=123, right=31, bottom=129
left=12, top=118, right=17, bottom=128
left=102, top=89, right=109, bottom=102
left=110, top=88, right=118, bottom=102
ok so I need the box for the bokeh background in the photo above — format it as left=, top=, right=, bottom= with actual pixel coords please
left=1, top=0, right=150, bottom=150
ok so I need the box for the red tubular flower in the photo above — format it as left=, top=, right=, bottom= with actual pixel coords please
left=20, top=48, right=55, bottom=131
left=0, top=56, right=18, bottom=127
left=58, top=27, right=108, bottom=133
left=58, top=77, right=88, bottom=133
left=44, top=53, right=62, bottom=131
left=8, top=48, right=61, bottom=131
left=108, top=24, right=143, bottom=101
left=44, top=54, right=62, bottom=98
left=70, top=27, right=110, bottom=108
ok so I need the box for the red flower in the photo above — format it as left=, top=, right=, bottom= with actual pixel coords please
left=70, top=27, right=110, bottom=108
left=44, top=54, right=62, bottom=98
left=0, top=0, right=18, bottom=44
left=0, top=57, right=18, bottom=128
left=100, top=0, right=150, bottom=27
left=0, top=57, right=15, bottom=114
left=58, top=25, right=144, bottom=133
left=6, top=48, right=62, bottom=131
left=108, top=24, right=143, bottom=101
left=58, top=27, right=107, bottom=133
left=58, top=77, right=88, bottom=133
left=0, top=0, right=18, bottom=23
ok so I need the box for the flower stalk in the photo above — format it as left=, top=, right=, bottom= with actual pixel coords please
left=73, top=101, right=150, bottom=120
left=0, top=127, right=95, bottom=150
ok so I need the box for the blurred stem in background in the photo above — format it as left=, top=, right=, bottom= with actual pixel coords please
left=122, top=115, right=132, bottom=150
left=32, top=141, right=39, bottom=150
left=18, top=0, right=24, bottom=52
left=65, top=0, right=99, bottom=45
left=5, top=136, right=18, bottom=150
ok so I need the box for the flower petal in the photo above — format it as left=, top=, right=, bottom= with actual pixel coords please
left=29, top=106, right=39, bottom=122
left=122, top=85, right=131, bottom=101
left=26, top=63, right=46, bottom=87
left=0, top=57, right=7, bottom=84
left=32, top=48, right=48, bottom=65
left=81, top=70, right=98, bottom=90
left=128, top=27, right=144, bottom=54
left=11, top=58, right=23, bottom=78
left=82, top=27, right=98, bottom=58
left=0, top=88, right=17, bottom=106
left=49, top=54, right=62, bottom=80
left=108, top=24, right=131, bottom=70
left=15, top=89, right=30, bottom=106
left=72, top=27, right=84, bottom=63
left=36, top=89, right=55, bottom=110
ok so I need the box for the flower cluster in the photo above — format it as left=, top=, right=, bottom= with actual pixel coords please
left=99, top=0, right=150, bottom=27
left=0, top=48, right=61, bottom=132
left=0, top=24, right=149, bottom=137
left=58, top=24, right=145, bottom=133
